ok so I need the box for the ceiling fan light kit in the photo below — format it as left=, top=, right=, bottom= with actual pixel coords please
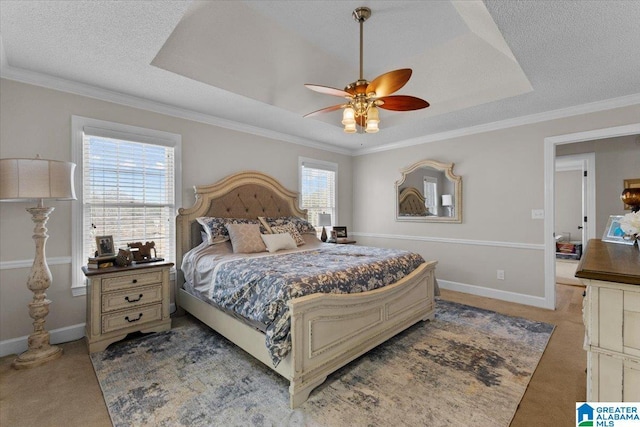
left=304, top=6, right=429, bottom=134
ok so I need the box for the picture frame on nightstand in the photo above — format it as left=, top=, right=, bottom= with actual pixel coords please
left=96, top=235, right=115, bottom=256
left=333, top=226, right=347, bottom=238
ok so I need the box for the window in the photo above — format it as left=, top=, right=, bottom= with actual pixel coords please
left=299, top=157, right=337, bottom=227
left=72, top=117, right=181, bottom=294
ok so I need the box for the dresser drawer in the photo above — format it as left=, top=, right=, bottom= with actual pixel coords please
left=101, top=304, right=163, bottom=334
left=101, top=270, right=164, bottom=292
left=101, top=285, right=162, bottom=313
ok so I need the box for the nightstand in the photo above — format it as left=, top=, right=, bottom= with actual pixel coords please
left=82, top=261, right=173, bottom=353
left=335, top=239, right=356, bottom=244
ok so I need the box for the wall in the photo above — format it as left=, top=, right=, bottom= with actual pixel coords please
left=352, top=105, right=640, bottom=307
left=0, top=79, right=353, bottom=346
left=556, top=135, right=640, bottom=236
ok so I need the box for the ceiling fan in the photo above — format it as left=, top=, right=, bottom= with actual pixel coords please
left=304, top=6, right=430, bottom=134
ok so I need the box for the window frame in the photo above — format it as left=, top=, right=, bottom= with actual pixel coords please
left=71, top=116, right=181, bottom=296
left=298, top=157, right=338, bottom=227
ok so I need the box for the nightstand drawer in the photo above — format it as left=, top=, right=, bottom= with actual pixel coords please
left=101, top=285, right=162, bottom=313
left=101, top=270, right=163, bottom=292
left=102, top=304, right=162, bottom=334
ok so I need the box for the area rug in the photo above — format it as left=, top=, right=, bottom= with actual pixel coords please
left=90, top=300, right=554, bottom=427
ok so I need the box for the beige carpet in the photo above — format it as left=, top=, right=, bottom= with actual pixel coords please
left=0, top=285, right=586, bottom=427
left=556, top=259, right=582, bottom=286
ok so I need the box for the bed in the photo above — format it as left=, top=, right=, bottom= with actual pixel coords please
left=176, top=171, right=436, bottom=408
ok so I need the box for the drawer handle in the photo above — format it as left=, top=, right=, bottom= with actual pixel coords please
left=125, top=294, right=143, bottom=303
left=132, top=279, right=138, bottom=284
left=125, top=313, right=143, bottom=323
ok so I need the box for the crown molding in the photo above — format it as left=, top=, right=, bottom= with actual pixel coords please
left=0, top=63, right=353, bottom=156
left=354, top=93, right=640, bottom=156
left=2, top=45, right=638, bottom=159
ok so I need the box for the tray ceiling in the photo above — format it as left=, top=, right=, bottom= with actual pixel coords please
left=1, top=1, right=639, bottom=154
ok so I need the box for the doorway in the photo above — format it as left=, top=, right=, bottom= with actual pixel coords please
left=554, top=154, right=595, bottom=286
left=543, top=123, right=640, bottom=309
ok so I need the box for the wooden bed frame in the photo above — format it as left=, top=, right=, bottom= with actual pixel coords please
left=175, top=171, right=436, bottom=408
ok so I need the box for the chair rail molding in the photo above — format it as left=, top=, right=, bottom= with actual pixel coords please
left=0, top=256, right=72, bottom=270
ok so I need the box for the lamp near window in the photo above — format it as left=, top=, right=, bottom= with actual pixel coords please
left=317, top=213, right=332, bottom=242
left=441, top=194, right=453, bottom=217
left=0, top=156, right=76, bottom=369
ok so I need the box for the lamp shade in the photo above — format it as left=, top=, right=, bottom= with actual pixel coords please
left=365, top=106, right=380, bottom=133
left=0, top=158, right=76, bottom=201
left=317, top=213, right=332, bottom=227
left=441, top=194, right=453, bottom=207
left=342, top=106, right=356, bottom=125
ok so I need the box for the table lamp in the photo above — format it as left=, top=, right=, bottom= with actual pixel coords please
left=442, top=194, right=453, bottom=217
left=317, top=213, right=332, bottom=242
left=0, top=156, right=76, bottom=369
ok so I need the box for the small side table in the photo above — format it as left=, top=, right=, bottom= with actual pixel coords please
left=82, top=261, right=173, bottom=353
left=335, top=239, right=357, bottom=245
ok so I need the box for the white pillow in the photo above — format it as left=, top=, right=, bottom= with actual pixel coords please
left=261, top=233, right=297, bottom=253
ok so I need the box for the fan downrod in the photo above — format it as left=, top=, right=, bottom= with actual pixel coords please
left=352, top=7, right=371, bottom=23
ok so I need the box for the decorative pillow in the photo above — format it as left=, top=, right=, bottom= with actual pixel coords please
left=261, top=233, right=297, bottom=253
left=271, top=223, right=305, bottom=246
left=258, top=216, right=316, bottom=235
left=225, top=223, right=266, bottom=254
left=197, top=217, right=266, bottom=245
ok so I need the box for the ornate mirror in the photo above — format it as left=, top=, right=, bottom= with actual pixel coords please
left=395, top=159, right=462, bottom=223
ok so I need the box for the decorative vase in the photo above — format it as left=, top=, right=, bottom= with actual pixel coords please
left=621, top=188, right=640, bottom=213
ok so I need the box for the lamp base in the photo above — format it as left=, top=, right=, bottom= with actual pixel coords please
left=12, top=335, right=62, bottom=369
left=321, top=226, right=328, bottom=242
left=12, top=206, right=62, bottom=370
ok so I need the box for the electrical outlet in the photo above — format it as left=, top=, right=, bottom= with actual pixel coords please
left=497, top=269, right=505, bottom=280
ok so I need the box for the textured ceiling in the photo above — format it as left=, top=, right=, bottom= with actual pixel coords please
left=1, top=0, right=639, bottom=155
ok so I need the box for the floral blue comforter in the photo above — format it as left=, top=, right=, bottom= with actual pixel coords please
left=206, top=244, right=425, bottom=366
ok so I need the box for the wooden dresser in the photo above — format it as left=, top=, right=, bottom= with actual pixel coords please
left=82, top=261, right=173, bottom=353
left=576, top=239, right=640, bottom=402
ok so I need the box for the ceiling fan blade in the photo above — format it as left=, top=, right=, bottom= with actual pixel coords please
left=377, top=95, right=430, bottom=111
left=367, top=69, right=412, bottom=97
left=303, top=104, right=344, bottom=118
left=304, top=84, right=352, bottom=98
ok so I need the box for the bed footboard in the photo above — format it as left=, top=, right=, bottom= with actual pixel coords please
left=287, top=260, right=436, bottom=408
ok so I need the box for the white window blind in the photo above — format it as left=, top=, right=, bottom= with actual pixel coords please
left=300, top=159, right=337, bottom=227
left=82, top=132, right=176, bottom=263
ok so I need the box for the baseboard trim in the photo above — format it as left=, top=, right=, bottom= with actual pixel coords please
left=0, top=323, right=85, bottom=358
left=437, top=279, right=550, bottom=309
left=0, top=303, right=177, bottom=357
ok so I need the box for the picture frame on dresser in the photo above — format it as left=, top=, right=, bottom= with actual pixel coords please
left=602, top=215, right=634, bottom=245
left=96, top=235, right=115, bottom=256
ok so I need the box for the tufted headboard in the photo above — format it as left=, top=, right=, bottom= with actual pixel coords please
left=398, top=187, right=429, bottom=216
left=175, top=171, right=307, bottom=286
